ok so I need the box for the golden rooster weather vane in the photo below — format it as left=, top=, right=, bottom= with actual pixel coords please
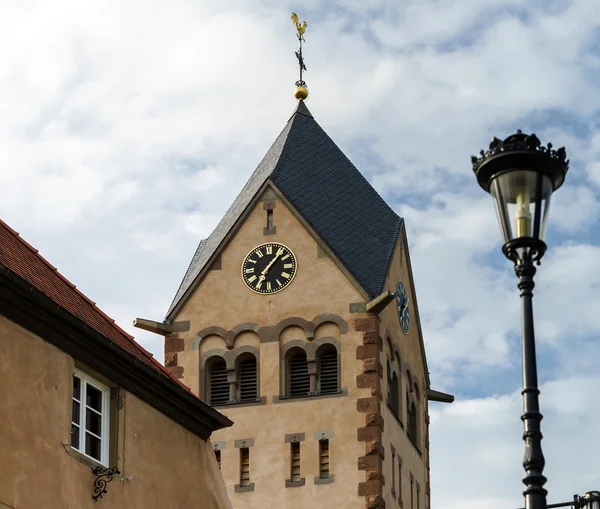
left=291, top=12, right=309, bottom=101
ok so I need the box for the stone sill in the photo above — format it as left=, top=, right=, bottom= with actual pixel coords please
left=65, top=444, right=107, bottom=470
left=285, top=478, right=306, bottom=488
left=234, top=483, right=255, bottom=493
left=212, top=397, right=266, bottom=409
left=314, top=474, right=335, bottom=485
left=273, top=389, right=347, bottom=404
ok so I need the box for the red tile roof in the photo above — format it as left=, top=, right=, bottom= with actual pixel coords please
left=0, top=219, right=193, bottom=394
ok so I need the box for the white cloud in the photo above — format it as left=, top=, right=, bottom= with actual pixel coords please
left=0, top=1, right=599, bottom=507
left=431, top=376, right=600, bottom=509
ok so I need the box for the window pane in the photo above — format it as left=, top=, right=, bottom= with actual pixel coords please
left=86, top=384, right=102, bottom=412
left=73, top=375, right=81, bottom=401
left=71, top=424, right=80, bottom=450
left=86, top=408, right=102, bottom=437
left=72, top=401, right=80, bottom=425
left=85, top=432, right=102, bottom=461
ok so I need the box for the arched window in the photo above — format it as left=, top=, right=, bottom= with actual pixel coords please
left=317, top=344, right=338, bottom=394
left=386, top=360, right=393, bottom=403
left=408, top=384, right=420, bottom=447
left=287, top=348, right=310, bottom=397
left=408, top=401, right=418, bottom=446
left=390, top=372, right=400, bottom=416
left=237, top=353, right=258, bottom=402
left=206, top=357, right=228, bottom=406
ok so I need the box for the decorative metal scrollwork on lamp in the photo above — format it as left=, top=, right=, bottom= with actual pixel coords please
left=576, top=492, right=600, bottom=509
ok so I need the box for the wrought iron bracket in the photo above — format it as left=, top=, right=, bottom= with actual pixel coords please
left=92, top=466, right=120, bottom=501
left=502, top=238, right=547, bottom=267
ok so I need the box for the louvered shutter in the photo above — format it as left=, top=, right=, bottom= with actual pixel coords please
left=215, top=449, right=222, bottom=471
left=319, top=439, right=330, bottom=478
left=290, top=442, right=301, bottom=481
left=239, top=357, right=258, bottom=402
left=289, top=352, right=309, bottom=397
left=240, top=447, right=250, bottom=486
left=209, top=360, right=229, bottom=405
left=318, top=349, right=338, bottom=394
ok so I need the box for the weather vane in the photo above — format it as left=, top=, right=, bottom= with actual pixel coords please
left=291, top=12, right=308, bottom=100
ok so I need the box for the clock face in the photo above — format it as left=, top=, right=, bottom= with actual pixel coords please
left=396, top=280, right=410, bottom=335
left=241, top=242, right=297, bottom=294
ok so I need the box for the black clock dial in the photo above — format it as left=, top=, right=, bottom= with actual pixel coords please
left=241, top=243, right=297, bottom=294
left=396, top=280, right=410, bottom=334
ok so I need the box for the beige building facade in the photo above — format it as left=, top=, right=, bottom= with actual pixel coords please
left=0, top=219, right=232, bottom=509
left=147, top=100, right=453, bottom=509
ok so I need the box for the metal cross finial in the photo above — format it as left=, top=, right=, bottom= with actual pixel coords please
left=291, top=12, right=308, bottom=88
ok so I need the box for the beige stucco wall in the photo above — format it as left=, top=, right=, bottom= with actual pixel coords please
left=173, top=190, right=373, bottom=508
left=0, top=315, right=231, bottom=509
left=378, top=229, right=430, bottom=508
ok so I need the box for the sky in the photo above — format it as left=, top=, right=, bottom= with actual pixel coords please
left=1, top=0, right=599, bottom=507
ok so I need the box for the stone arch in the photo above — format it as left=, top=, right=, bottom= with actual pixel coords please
left=275, top=317, right=309, bottom=338
left=312, top=313, right=348, bottom=334
left=193, top=326, right=231, bottom=351
left=223, top=345, right=260, bottom=371
left=232, top=330, right=260, bottom=350
left=231, top=322, right=261, bottom=341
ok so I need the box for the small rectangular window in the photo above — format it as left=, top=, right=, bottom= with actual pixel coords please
left=215, top=449, right=222, bottom=472
left=240, top=447, right=250, bottom=487
left=71, top=371, right=110, bottom=466
left=319, top=439, right=330, bottom=478
left=391, top=446, right=396, bottom=496
left=417, top=481, right=421, bottom=509
left=410, top=473, right=414, bottom=509
left=290, top=442, right=301, bottom=481
left=398, top=456, right=403, bottom=502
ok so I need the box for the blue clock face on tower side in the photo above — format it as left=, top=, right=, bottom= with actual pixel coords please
left=396, top=280, right=410, bottom=335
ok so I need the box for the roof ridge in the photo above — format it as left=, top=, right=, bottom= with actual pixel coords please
left=0, top=218, right=186, bottom=389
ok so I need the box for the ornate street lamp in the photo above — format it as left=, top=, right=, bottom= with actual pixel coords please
left=576, top=492, right=600, bottom=509
left=516, top=491, right=600, bottom=509
left=471, top=130, right=570, bottom=509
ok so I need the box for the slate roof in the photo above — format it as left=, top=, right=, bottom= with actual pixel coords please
left=0, top=219, right=191, bottom=391
left=167, top=101, right=402, bottom=318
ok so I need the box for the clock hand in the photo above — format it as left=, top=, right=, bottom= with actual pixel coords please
left=261, top=252, right=282, bottom=276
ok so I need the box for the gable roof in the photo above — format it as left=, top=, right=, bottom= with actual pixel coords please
left=167, top=101, right=402, bottom=319
left=0, top=219, right=232, bottom=436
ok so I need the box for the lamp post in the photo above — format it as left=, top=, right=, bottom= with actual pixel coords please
left=516, top=491, right=600, bottom=509
left=471, top=130, right=570, bottom=509
left=576, top=492, right=600, bottom=509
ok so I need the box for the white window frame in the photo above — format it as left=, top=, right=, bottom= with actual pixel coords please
left=71, top=369, right=111, bottom=466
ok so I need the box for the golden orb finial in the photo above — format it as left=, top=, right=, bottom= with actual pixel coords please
left=294, top=85, right=309, bottom=101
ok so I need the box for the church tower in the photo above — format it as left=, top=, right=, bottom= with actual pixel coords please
left=135, top=16, right=452, bottom=508
left=135, top=98, right=452, bottom=508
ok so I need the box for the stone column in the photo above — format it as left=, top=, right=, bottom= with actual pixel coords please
left=227, top=369, right=237, bottom=403
left=307, top=360, right=318, bottom=395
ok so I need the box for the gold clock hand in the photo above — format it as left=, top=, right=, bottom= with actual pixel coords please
left=261, top=252, right=282, bottom=276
